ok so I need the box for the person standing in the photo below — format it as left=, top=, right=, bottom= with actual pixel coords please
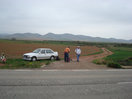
left=75, top=46, right=81, bottom=62
left=64, top=46, right=70, bottom=62
left=0, top=52, right=6, bottom=63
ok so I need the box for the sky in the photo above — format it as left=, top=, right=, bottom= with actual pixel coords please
left=0, top=0, right=132, bottom=40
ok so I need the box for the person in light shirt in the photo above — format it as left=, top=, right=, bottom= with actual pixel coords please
left=75, top=46, right=81, bottom=62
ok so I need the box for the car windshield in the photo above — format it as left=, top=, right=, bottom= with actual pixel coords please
left=33, top=49, right=41, bottom=53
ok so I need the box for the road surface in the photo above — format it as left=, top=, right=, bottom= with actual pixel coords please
left=0, top=69, right=132, bottom=99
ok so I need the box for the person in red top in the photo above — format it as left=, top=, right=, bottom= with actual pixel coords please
left=64, top=46, right=70, bottom=62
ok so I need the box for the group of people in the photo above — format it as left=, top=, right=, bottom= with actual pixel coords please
left=64, top=46, right=81, bottom=62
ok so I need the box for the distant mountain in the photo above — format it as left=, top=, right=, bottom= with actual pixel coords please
left=0, top=33, right=43, bottom=40
left=43, top=33, right=132, bottom=43
left=0, top=32, right=132, bottom=43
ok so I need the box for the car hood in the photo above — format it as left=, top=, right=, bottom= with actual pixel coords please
left=24, top=52, right=38, bottom=56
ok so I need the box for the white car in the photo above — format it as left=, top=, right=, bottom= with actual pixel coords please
left=23, top=48, right=58, bottom=61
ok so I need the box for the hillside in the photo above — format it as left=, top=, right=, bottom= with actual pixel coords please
left=0, top=33, right=132, bottom=43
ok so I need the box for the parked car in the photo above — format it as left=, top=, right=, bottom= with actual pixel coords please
left=23, top=48, right=58, bottom=61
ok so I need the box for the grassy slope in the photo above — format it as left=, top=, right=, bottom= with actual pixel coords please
left=104, top=47, right=132, bottom=66
left=105, top=47, right=132, bottom=61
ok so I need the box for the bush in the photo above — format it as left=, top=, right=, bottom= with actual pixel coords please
left=118, top=57, right=132, bottom=66
left=107, top=62, right=122, bottom=68
left=45, top=61, right=50, bottom=65
left=93, top=59, right=106, bottom=65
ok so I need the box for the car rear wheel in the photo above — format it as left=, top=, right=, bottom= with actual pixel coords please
left=50, top=56, right=55, bottom=60
left=31, top=57, right=37, bottom=61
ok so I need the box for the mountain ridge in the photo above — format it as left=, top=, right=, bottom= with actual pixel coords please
left=0, top=33, right=132, bottom=43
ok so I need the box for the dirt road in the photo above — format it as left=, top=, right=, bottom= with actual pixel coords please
left=43, top=48, right=113, bottom=69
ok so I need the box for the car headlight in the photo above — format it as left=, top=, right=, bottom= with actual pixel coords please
left=24, top=55, right=31, bottom=58
left=26, top=55, right=30, bottom=58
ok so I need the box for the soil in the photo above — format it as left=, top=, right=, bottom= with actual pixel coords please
left=0, top=63, right=5, bottom=66
left=43, top=48, right=113, bottom=69
left=0, top=42, right=100, bottom=59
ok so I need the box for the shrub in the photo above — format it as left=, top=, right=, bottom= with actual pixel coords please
left=107, top=62, right=122, bottom=68
left=118, top=57, right=132, bottom=66
left=45, top=61, right=50, bottom=65
left=93, top=59, right=106, bottom=65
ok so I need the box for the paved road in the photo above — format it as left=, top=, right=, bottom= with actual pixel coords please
left=0, top=69, right=132, bottom=99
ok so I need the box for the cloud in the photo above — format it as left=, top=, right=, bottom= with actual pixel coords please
left=0, top=0, right=132, bottom=39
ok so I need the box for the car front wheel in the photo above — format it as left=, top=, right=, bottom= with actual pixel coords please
left=50, top=56, right=55, bottom=60
left=31, top=57, right=37, bottom=61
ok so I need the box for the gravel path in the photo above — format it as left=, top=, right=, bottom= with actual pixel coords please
left=43, top=48, right=113, bottom=69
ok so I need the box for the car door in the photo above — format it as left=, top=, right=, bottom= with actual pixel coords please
left=45, top=50, right=54, bottom=59
left=38, top=50, right=47, bottom=59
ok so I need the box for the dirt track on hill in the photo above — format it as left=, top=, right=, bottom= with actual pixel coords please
left=43, top=48, right=113, bottom=69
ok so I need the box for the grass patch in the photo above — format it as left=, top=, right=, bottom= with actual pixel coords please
left=93, top=46, right=132, bottom=68
left=45, top=61, right=53, bottom=65
left=107, top=62, right=122, bottom=68
left=0, top=58, right=51, bottom=69
left=105, top=47, right=132, bottom=66
left=86, top=49, right=103, bottom=56
left=93, top=58, right=106, bottom=65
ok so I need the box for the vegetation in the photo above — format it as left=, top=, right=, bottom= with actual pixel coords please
left=105, top=47, right=132, bottom=65
left=86, top=49, right=103, bottom=56
left=1, top=39, right=132, bottom=47
left=93, top=46, right=132, bottom=68
left=45, top=61, right=51, bottom=65
left=107, top=62, right=121, bottom=68
left=0, top=58, right=51, bottom=69
left=0, top=39, right=132, bottom=69
left=93, top=58, right=106, bottom=65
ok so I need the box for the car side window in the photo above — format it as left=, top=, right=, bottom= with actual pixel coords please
left=41, top=50, right=45, bottom=54
left=46, top=50, right=53, bottom=54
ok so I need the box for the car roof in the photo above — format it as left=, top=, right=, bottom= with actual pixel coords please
left=37, top=48, right=52, bottom=50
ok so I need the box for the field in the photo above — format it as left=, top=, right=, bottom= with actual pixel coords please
left=0, top=39, right=132, bottom=69
left=104, top=46, right=132, bottom=66
left=0, top=39, right=100, bottom=59
left=93, top=45, right=132, bottom=68
left=0, top=39, right=101, bottom=69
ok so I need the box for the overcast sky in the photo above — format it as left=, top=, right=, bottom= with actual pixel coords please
left=0, top=0, right=132, bottom=40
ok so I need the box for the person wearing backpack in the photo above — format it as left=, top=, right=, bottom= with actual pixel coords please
left=75, top=46, right=81, bottom=62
